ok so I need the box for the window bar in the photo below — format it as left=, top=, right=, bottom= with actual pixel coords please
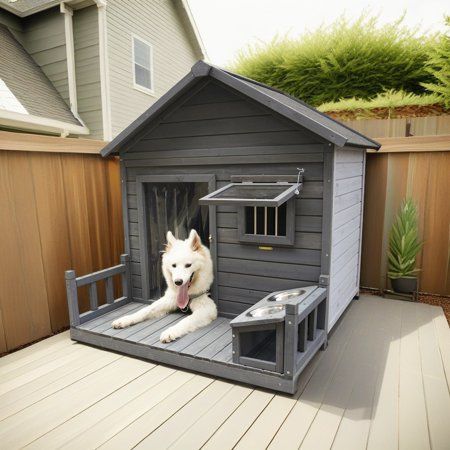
left=264, top=207, right=267, bottom=236
left=253, top=206, right=257, bottom=235
left=275, top=207, right=278, bottom=236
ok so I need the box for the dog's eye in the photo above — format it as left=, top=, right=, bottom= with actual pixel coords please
left=172, top=263, right=176, bottom=268
left=185, top=263, right=192, bottom=268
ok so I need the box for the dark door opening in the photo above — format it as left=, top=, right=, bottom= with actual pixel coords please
left=145, top=182, right=210, bottom=299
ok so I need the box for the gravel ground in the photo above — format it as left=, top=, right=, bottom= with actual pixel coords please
left=419, top=293, right=450, bottom=325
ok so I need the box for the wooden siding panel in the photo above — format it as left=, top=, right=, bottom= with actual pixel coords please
left=73, top=6, right=103, bottom=139
left=22, top=8, right=69, bottom=106
left=328, top=147, right=365, bottom=328
left=106, top=0, right=198, bottom=137
left=123, top=89, right=325, bottom=315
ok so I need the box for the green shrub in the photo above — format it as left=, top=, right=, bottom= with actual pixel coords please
left=232, top=16, right=437, bottom=106
left=318, top=90, right=444, bottom=113
left=422, top=16, right=450, bottom=107
left=388, top=199, right=423, bottom=279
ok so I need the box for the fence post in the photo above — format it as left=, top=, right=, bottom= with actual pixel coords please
left=65, top=270, right=80, bottom=326
left=120, top=254, right=131, bottom=300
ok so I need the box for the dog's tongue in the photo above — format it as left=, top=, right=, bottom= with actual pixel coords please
left=176, top=283, right=190, bottom=309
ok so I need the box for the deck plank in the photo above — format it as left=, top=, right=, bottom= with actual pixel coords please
left=55, top=371, right=195, bottom=449
left=213, top=341, right=233, bottom=362
left=0, top=348, right=120, bottom=421
left=134, top=380, right=234, bottom=449
left=104, top=312, right=171, bottom=338
left=299, top=300, right=380, bottom=449
left=397, top=301, right=430, bottom=450
left=182, top=319, right=231, bottom=356
left=200, top=329, right=232, bottom=360
left=0, top=331, right=72, bottom=374
left=169, top=385, right=252, bottom=450
left=202, top=390, right=274, bottom=450
left=154, top=317, right=228, bottom=352
left=1, top=295, right=447, bottom=450
left=138, top=315, right=186, bottom=345
left=82, top=303, right=142, bottom=332
left=99, top=376, right=213, bottom=450
left=26, top=365, right=174, bottom=449
left=122, top=314, right=184, bottom=343
left=0, top=344, right=99, bottom=396
left=0, top=357, right=153, bottom=448
left=366, top=299, right=402, bottom=450
left=416, top=303, right=450, bottom=450
left=268, top=297, right=359, bottom=449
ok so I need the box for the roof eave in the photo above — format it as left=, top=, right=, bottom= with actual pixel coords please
left=0, top=109, right=89, bottom=136
left=172, top=0, right=207, bottom=60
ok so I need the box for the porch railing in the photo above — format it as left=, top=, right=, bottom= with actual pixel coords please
left=65, top=254, right=131, bottom=326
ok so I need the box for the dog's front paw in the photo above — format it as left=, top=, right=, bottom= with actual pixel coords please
left=112, top=315, right=133, bottom=329
left=160, top=328, right=178, bottom=343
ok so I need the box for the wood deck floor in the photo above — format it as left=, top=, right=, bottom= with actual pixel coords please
left=1, top=295, right=449, bottom=449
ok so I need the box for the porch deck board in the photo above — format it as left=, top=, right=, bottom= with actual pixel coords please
left=1, top=295, right=449, bottom=449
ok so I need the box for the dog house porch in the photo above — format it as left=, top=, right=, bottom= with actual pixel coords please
left=66, top=255, right=327, bottom=394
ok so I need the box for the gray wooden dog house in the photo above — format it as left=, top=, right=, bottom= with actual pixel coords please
left=66, top=61, right=380, bottom=394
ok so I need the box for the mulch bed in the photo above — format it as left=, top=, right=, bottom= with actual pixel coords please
left=325, top=104, right=448, bottom=121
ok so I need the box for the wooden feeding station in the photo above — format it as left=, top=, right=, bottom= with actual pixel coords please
left=66, top=61, right=379, bottom=394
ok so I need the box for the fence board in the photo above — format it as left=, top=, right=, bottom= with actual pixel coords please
left=0, top=149, right=123, bottom=353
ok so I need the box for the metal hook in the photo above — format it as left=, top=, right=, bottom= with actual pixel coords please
left=295, top=167, right=304, bottom=195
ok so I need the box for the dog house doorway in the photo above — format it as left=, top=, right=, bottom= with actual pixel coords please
left=135, top=174, right=217, bottom=301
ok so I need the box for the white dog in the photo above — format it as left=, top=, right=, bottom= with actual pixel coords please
left=112, top=229, right=217, bottom=343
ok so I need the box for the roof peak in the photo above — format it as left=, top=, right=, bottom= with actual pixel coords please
left=101, top=61, right=380, bottom=157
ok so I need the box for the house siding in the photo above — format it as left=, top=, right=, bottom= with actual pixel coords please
left=73, top=5, right=103, bottom=139
left=106, top=0, right=198, bottom=138
left=122, top=81, right=325, bottom=317
left=328, top=147, right=365, bottom=329
left=21, top=7, right=70, bottom=107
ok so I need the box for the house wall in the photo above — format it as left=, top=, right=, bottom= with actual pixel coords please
left=328, top=147, right=365, bottom=329
left=21, top=7, right=70, bottom=107
left=73, top=5, right=103, bottom=139
left=105, top=0, right=198, bottom=138
left=122, top=80, right=327, bottom=317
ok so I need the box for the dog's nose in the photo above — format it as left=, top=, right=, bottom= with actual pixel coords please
left=174, top=279, right=183, bottom=286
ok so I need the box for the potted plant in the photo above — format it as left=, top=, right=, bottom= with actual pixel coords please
left=388, top=199, right=423, bottom=294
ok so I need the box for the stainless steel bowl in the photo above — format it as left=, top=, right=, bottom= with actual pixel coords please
left=247, top=305, right=285, bottom=318
left=268, top=289, right=306, bottom=302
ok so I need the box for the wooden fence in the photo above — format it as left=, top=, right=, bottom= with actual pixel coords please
left=0, top=120, right=449, bottom=352
left=0, top=132, right=123, bottom=353
left=360, top=145, right=450, bottom=296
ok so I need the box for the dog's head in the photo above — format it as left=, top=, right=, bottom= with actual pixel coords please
left=162, top=230, right=213, bottom=307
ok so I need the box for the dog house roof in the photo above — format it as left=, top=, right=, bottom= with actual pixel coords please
left=101, top=61, right=380, bottom=157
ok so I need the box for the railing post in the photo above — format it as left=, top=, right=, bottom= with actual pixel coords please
left=89, top=282, right=98, bottom=311
left=284, top=304, right=298, bottom=378
left=120, top=254, right=131, bottom=300
left=65, top=270, right=80, bottom=326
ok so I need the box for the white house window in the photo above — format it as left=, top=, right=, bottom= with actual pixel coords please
left=132, top=36, right=153, bottom=94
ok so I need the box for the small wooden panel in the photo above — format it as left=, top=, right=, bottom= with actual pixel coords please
left=0, top=131, right=105, bottom=154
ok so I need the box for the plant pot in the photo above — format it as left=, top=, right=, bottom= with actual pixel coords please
left=390, top=277, right=417, bottom=294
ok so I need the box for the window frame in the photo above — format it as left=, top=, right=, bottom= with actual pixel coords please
left=131, top=34, right=155, bottom=96
left=237, top=199, right=296, bottom=246
left=198, top=182, right=299, bottom=207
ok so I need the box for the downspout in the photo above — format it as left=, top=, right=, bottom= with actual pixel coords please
left=60, top=2, right=89, bottom=135
left=94, top=0, right=112, bottom=141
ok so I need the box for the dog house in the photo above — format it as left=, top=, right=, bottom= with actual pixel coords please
left=66, top=61, right=380, bottom=394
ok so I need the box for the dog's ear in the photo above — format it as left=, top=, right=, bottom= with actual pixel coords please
left=165, top=231, right=176, bottom=250
left=188, top=229, right=202, bottom=251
